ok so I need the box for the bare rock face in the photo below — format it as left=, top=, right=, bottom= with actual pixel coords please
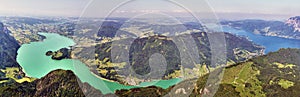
left=0, top=23, right=3, bottom=31
left=286, top=16, right=300, bottom=32
left=0, top=22, right=20, bottom=69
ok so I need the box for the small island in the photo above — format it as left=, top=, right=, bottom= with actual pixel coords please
left=46, top=48, right=71, bottom=60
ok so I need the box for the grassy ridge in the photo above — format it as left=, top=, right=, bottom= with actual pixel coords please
left=115, top=48, right=300, bottom=97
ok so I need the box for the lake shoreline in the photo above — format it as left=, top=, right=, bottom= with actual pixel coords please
left=16, top=32, right=182, bottom=94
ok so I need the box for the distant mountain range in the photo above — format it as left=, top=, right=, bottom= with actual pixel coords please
left=1, top=17, right=300, bottom=96
left=221, top=16, right=300, bottom=40
left=97, top=21, right=205, bottom=41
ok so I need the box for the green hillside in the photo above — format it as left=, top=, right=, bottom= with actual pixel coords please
left=115, top=48, right=300, bottom=97
left=77, top=32, right=264, bottom=85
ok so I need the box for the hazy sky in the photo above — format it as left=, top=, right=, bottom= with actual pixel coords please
left=0, top=0, right=299, bottom=20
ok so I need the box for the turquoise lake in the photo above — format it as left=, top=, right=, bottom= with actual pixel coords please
left=16, top=33, right=182, bottom=94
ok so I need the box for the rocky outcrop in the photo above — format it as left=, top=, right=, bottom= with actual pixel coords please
left=0, top=22, right=20, bottom=68
left=286, top=16, right=300, bottom=32
left=34, top=70, right=85, bottom=96
left=0, top=69, right=107, bottom=97
left=35, top=70, right=109, bottom=96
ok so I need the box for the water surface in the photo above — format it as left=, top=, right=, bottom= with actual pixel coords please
left=17, top=33, right=181, bottom=94
left=222, top=26, right=300, bottom=53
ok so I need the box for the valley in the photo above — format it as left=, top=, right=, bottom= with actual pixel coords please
left=116, top=48, right=300, bottom=97
left=0, top=16, right=299, bottom=96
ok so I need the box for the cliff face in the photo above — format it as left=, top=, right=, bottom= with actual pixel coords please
left=0, top=22, right=20, bottom=68
left=286, top=16, right=300, bottom=32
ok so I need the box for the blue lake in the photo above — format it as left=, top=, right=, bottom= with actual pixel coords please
left=222, top=26, right=300, bottom=53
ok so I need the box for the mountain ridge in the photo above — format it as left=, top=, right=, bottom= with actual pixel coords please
left=286, top=16, right=300, bottom=32
left=0, top=69, right=108, bottom=97
left=0, top=22, right=20, bottom=68
left=221, top=16, right=300, bottom=40
left=77, top=31, right=264, bottom=85
left=115, top=48, right=300, bottom=97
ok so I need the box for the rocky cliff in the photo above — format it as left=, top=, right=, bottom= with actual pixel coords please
left=0, top=22, right=20, bottom=68
left=286, top=16, right=300, bottom=32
